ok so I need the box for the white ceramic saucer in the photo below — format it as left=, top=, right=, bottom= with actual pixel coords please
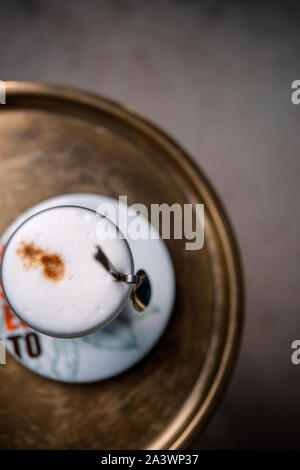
left=0, top=194, right=175, bottom=383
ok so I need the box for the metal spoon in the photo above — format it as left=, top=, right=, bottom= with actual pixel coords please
left=94, top=245, right=140, bottom=285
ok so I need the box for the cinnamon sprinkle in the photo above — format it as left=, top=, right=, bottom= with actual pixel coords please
left=16, top=241, right=65, bottom=282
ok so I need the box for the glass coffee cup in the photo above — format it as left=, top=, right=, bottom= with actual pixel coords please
left=1, top=205, right=147, bottom=338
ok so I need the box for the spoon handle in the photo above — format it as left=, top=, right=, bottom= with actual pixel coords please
left=94, top=245, right=140, bottom=285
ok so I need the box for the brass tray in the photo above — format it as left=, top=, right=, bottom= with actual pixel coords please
left=0, top=81, right=243, bottom=450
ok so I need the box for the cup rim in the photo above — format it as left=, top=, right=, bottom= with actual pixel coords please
left=0, top=204, right=134, bottom=338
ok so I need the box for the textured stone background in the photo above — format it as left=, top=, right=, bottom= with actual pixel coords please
left=1, top=0, right=300, bottom=449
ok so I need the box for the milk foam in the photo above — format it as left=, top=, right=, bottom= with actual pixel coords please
left=1, top=206, right=134, bottom=337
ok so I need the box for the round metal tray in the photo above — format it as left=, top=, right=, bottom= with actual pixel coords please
left=0, top=81, right=243, bottom=450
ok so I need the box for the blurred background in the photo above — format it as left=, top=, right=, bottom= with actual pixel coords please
left=1, top=0, right=300, bottom=449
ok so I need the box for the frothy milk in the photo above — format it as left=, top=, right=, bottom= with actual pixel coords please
left=1, top=206, right=134, bottom=337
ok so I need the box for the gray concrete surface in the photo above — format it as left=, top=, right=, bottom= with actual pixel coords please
left=1, top=0, right=300, bottom=448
